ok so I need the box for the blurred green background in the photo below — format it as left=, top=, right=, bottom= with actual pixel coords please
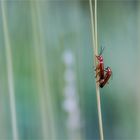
left=0, top=0, right=140, bottom=139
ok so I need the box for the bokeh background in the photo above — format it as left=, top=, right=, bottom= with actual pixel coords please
left=0, top=0, right=140, bottom=139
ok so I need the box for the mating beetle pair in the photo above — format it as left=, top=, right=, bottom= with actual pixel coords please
left=95, top=47, right=112, bottom=88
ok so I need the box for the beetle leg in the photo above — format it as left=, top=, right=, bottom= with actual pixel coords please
left=96, top=77, right=100, bottom=83
left=96, top=79, right=100, bottom=83
left=95, top=63, right=100, bottom=71
left=95, top=71, right=100, bottom=78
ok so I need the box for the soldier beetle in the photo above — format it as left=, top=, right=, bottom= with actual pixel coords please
left=95, top=47, right=112, bottom=88
left=99, top=67, right=112, bottom=88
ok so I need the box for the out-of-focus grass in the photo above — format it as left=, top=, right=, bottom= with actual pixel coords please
left=0, top=0, right=140, bottom=140
left=1, top=1, right=19, bottom=139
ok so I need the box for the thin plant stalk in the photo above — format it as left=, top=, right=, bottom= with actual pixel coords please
left=30, top=2, right=49, bottom=139
left=89, top=0, right=104, bottom=140
left=1, top=2, right=19, bottom=140
left=35, top=1, right=56, bottom=138
left=30, top=1, right=56, bottom=138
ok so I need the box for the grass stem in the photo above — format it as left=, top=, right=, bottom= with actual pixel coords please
left=30, top=1, right=56, bottom=138
left=89, top=0, right=104, bottom=140
left=1, top=2, right=19, bottom=140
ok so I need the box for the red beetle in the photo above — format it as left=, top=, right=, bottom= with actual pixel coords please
left=99, top=67, right=112, bottom=88
left=95, top=47, right=112, bottom=88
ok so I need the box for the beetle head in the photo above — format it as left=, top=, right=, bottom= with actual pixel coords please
left=105, top=67, right=112, bottom=76
left=96, top=55, right=103, bottom=61
left=105, top=67, right=111, bottom=71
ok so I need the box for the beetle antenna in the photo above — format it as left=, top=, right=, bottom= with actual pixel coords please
left=99, top=46, right=105, bottom=55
